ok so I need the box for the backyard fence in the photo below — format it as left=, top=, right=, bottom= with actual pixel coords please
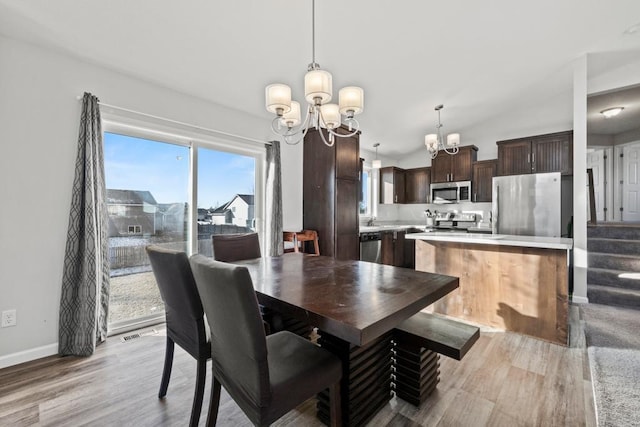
left=109, top=224, right=253, bottom=269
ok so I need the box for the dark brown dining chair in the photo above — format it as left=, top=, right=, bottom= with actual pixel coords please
left=146, top=245, right=210, bottom=427
left=212, top=232, right=311, bottom=337
left=211, top=232, right=261, bottom=262
left=189, top=254, right=343, bottom=427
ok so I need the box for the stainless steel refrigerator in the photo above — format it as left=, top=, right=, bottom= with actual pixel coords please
left=492, top=172, right=562, bottom=237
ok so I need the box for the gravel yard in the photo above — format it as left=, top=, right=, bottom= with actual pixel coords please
left=108, top=271, right=164, bottom=324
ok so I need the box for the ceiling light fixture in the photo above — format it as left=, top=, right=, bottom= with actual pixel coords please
left=600, top=107, right=624, bottom=118
left=424, top=104, right=460, bottom=159
left=372, top=143, right=381, bottom=169
left=265, top=0, right=364, bottom=147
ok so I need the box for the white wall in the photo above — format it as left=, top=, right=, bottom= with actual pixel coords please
left=0, top=36, right=302, bottom=365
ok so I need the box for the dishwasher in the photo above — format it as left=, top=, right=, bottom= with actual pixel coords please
left=359, top=232, right=381, bottom=263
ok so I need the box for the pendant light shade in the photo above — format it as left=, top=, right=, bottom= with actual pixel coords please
left=373, top=143, right=381, bottom=169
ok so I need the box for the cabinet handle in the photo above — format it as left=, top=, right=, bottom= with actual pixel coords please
left=395, top=194, right=397, bottom=203
left=527, top=153, right=530, bottom=164
left=532, top=152, right=535, bottom=163
left=474, top=192, right=477, bottom=202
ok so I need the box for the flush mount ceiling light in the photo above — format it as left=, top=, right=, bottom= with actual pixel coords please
left=372, top=143, right=381, bottom=169
left=600, top=107, right=624, bottom=118
left=265, top=0, right=364, bottom=147
left=424, top=104, right=460, bottom=159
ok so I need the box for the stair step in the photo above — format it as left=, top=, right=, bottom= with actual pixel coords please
left=587, top=268, right=640, bottom=291
left=588, top=238, right=640, bottom=255
left=587, top=284, right=640, bottom=310
left=587, top=224, right=640, bottom=240
left=588, top=253, right=640, bottom=271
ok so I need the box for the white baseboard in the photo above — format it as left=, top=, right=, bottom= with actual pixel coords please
left=571, top=295, right=589, bottom=304
left=0, top=343, right=58, bottom=369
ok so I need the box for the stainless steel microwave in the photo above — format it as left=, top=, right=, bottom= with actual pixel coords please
left=430, top=181, right=472, bottom=204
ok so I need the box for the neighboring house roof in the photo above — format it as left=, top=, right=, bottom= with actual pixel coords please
left=234, top=194, right=254, bottom=206
left=212, top=203, right=230, bottom=214
left=107, top=189, right=157, bottom=205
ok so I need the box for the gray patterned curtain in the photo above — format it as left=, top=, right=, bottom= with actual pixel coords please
left=265, top=141, right=283, bottom=256
left=59, top=92, right=110, bottom=356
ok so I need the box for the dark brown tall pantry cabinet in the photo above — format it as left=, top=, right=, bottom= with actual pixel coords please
left=303, top=128, right=360, bottom=260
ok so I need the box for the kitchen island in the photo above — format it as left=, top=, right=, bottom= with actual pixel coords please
left=406, top=232, right=573, bottom=345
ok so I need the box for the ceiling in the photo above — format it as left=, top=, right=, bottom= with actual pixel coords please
left=588, top=84, right=640, bottom=135
left=1, top=1, right=640, bottom=157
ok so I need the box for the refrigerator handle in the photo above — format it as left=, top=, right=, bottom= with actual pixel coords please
left=493, top=185, right=499, bottom=234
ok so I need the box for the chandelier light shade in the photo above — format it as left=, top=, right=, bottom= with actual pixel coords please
left=305, top=69, right=333, bottom=104
left=265, top=0, right=364, bottom=146
left=265, top=84, right=291, bottom=114
left=339, top=86, right=364, bottom=116
left=281, top=101, right=302, bottom=128
left=424, top=104, right=460, bottom=159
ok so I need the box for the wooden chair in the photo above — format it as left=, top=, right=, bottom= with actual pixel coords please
left=146, top=245, right=210, bottom=427
left=283, top=229, right=320, bottom=256
left=189, top=254, right=343, bottom=426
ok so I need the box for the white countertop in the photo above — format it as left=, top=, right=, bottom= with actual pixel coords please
left=359, top=224, right=428, bottom=233
left=405, top=232, right=573, bottom=250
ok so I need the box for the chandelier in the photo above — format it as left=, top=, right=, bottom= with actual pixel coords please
left=424, top=104, right=460, bottom=159
left=265, top=0, right=364, bottom=147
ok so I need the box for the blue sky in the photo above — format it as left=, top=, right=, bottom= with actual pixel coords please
left=104, top=132, right=255, bottom=208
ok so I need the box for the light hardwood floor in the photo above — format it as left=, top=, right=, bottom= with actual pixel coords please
left=0, top=305, right=596, bottom=426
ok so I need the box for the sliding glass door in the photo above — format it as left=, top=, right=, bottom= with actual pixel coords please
left=104, top=132, right=190, bottom=331
left=103, top=128, right=262, bottom=333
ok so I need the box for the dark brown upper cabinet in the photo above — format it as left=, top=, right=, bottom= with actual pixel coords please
left=497, top=130, right=573, bottom=176
left=430, top=145, right=478, bottom=183
left=472, top=160, right=497, bottom=202
left=404, top=167, right=431, bottom=204
left=379, top=166, right=406, bottom=204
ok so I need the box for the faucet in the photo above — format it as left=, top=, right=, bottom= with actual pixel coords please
left=366, top=216, right=376, bottom=226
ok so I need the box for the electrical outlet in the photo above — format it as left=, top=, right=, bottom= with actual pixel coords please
left=1, top=310, right=16, bottom=327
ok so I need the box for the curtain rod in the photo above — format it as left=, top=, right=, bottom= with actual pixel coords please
left=76, top=95, right=271, bottom=146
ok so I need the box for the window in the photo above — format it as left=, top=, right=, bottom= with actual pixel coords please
left=360, top=165, right=373, bottom=217
left=197, top=146, right=256, bottom=257
left=127, top=225, right=142, bottom=234
left=103, top=122, right=263, bottom=334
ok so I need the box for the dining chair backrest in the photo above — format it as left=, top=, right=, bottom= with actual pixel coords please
left=212, top=232, right=261, bottom=262
left=146, top=245, right=208, bottom=358
left=189, top=254, right=271, bottom=408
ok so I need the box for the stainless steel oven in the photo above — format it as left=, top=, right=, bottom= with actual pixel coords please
left=359, top=232, right=381, bottom=263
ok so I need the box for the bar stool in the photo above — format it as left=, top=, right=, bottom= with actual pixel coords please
left=283, top=230, right=320, bottom=256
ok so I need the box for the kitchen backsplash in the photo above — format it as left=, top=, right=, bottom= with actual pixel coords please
left=373, top=202, right=492, bottom=226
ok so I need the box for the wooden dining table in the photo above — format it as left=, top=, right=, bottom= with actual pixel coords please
left=235, top=254, right=459, bottom=426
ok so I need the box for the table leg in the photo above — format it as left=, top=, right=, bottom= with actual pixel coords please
left=316, top=331, right=393, bottom=426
